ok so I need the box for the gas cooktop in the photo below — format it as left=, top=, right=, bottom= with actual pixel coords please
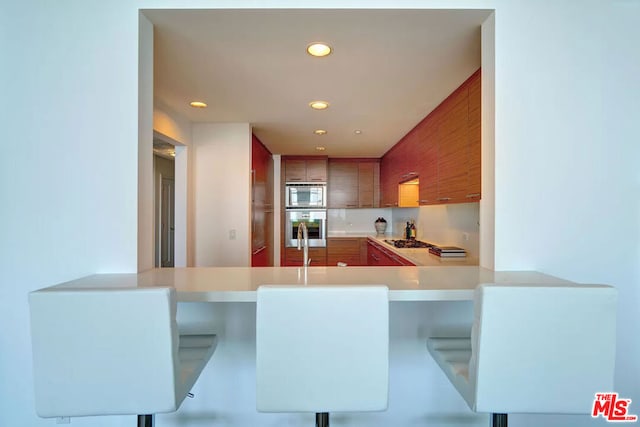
left=384, top=239, right=435, bottom=249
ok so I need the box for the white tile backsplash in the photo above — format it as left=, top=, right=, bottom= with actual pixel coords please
left=414, top=203, right=480, bottom=257
left=391, top=208, right=419, bottom=239
left=327, top=208, right=394, bottom=234
left=327, top=203, right=479, bottom=258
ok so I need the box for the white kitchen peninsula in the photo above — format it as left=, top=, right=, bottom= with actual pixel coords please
left=39, top=266, right=572, bottom=301
left=31, top=267, right=578, bottom=427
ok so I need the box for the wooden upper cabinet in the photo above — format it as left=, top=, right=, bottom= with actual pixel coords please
left=306, top=158, right=328, bottom=181
left=436, top=88, right=469, bottom=204
left=358, top=161, right=380, bottom=208
left=284, top=157, right=327, bottom=182
left=328, top=161, right=358, bottom=208
left=417, top=118, right=438, bottom=205
left=466, top=70, right=481, bottom=199
left=380, top=153, right=398, bottom=207
left=381, top=68, right=481, bottom=207
left=328, top=159, right=380, bottom=208
left=380, top=145, right=409, bottom=207
left=399, top=129, right=421, bottom=180
left=284, top=159, right=306, bottom=182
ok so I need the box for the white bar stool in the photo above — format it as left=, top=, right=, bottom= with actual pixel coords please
left=29, top=287, right=218, bottom=426
left=256, top=285, right=389, bottom=427
left=427, top=283, right=617, bottom=426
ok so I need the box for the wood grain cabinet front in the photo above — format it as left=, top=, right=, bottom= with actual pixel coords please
left=357, top=161, right=380, bottom=208
left=327, top=238, right=367, bottom=266
left=328, top=159, right=380, bottom=208
left=367, top=239, right=415, bottom=266
left=466, top=71, right=481, bottom=200
left=284, top=157, right=328, bottom=182
left=283, top=247, right=327, bottom=267
left=251, top=134, right=273, bottom=267
left=436, top=87, right=469, bottom=204
left=381, top=68, right=481, bottom=207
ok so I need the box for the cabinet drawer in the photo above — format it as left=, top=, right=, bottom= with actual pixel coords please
left=328, top=238, right=361, bottom=253
left=284, top=247, right=327, bottom=266
left=327, top=238, right=365, bottom=266
left=367, top=239, right=415, bottom=267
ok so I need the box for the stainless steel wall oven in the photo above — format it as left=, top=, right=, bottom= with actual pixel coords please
left=285, top=209, right=327, bottom=248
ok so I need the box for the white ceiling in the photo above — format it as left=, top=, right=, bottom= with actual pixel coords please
left=145, top=9, right=491, bottom=157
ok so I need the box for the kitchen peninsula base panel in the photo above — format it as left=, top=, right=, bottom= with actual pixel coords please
left=33, top=268, right=581, bottom=426
left=160, top=300, right=486, bottom=427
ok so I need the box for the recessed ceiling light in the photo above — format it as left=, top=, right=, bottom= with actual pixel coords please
left=315, top=146, right=326, bottom=151
left=354, top=129, right=362, bottom=135
left=313, top=129, right=327, bottom=135
left=190, top=101, right=207, bottom=108
left=309, top=100, right=329, bottom=110
left=307, top=42, right=332, bottom=57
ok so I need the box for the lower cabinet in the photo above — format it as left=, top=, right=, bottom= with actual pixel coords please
left=367, top=239, right=415, bottom=266
left=290, top=238, right=414, bottom=267
left=283, top=247, right=327, bottom=266
left=327, top=238, right=367, bottom=266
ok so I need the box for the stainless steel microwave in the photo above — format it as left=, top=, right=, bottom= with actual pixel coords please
left=285, top=183, right=326, bottom=208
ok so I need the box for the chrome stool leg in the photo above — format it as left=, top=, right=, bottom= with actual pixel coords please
left=492, top=413, right=507, bottom=427
left=315, top=412, right=329, bottom=427
left=138, top=414, right=154, bottom=427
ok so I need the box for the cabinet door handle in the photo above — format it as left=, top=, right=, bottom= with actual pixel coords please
left=346, top=204, right=358, bottom=208
left=437, top=197, right=451, bottom=201
left=252, top=246, right=267, bottom=255
left=360, top=204, right=373, bottom=208
left=419, top=199, right=430, bottom=203
left=466, top=193, right=481, bottom=198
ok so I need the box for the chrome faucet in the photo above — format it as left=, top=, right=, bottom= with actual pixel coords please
left=297, top=222, right=309, bottom=267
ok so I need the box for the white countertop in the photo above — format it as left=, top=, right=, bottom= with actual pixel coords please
left=328, top=233, right=479, bottom=266
left=37, top=266, right=573, bottom=302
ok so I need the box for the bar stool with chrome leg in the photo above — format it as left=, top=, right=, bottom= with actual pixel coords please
left=427, top=283, right=617, bottom=426
left=256, top=285, right=389, bottom=426
left=29, top=287, right=218, bottom=426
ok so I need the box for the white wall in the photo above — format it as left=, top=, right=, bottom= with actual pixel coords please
left=154, top=104, right=193, bottom=267
left=154, top=104, right=193, bottom=147
left=138, top=12, right=155, bottom=272
left=479, top=13, right=495, bottom=269
left=2, top=2, right=639, bottom=427
left=492, top=3, right=640, bottom=418
left=1, top=2, right=140, bottom=426
left=191, top=123, right=252, bottom=267
left=174, top=145, right=190, bottom=267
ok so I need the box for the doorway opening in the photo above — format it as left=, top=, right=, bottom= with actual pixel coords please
left=154, top=139, right=175, bottom=267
